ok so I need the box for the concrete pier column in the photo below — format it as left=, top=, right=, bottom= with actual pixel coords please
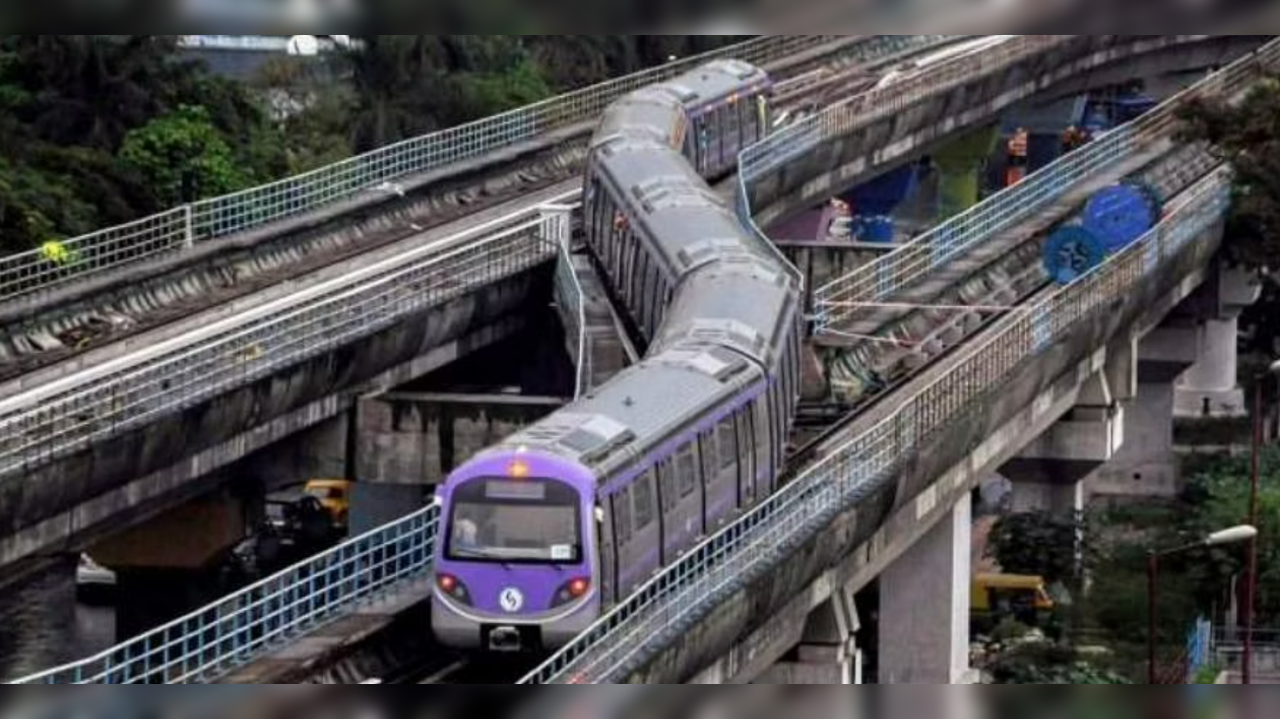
left=878, top=495, right=974, bottom=684
left=933, top=125, right=1000, bottom=221
left=0, top=557, right=80, bottom=678
left=1175, top=316, right=1245, bottom=418
left=1174, top=264, right=1261, bottom=419
left=756, top=589, right=861, bottom=684
left=1010, top=480, right=1085, bottom=516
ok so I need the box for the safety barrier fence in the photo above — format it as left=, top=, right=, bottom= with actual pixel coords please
left=518, top=164, right=1233, bottom=684
left=0, top=205, right=572, bottom=480
left=549, top=202, right=591, bottom=399
left=10, top=505, right=440, bottom=683
left=802, top=37, right=1280, bottom=335
left=0, top=35, right=850, bottom=307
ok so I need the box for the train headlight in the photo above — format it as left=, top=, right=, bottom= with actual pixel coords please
left=552, top=578, right=592, bottom=608
left=436, top=573, right=473, bottom=606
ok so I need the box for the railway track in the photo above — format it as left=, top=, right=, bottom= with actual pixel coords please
left=785, top=145, right=1223, bottom=472
left=0, top=37, right=961, bottom=395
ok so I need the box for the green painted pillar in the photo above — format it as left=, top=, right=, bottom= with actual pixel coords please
left=933, top=124, right=1001, bottom=222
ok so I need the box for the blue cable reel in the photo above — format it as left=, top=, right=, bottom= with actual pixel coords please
left=1082, top=182, right=1161, bottom=254
left=1043, top=224, right=1108, bottom=285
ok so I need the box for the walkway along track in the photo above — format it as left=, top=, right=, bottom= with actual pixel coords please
left=0, top=36, right=953, bottom=391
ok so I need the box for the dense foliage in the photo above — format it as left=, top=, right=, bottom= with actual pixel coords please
left=988, top=510, right=1091, bottom=586
left=0, top=34, right=746, bottom=255
left=1178, top=76, right=1280, bottom=271
left=989, top=643, right=1132, bottom=684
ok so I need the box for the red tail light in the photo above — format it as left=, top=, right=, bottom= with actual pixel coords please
left=569, top=578, right=591, bottom=598
left=437, top=574, right=457, bottom=592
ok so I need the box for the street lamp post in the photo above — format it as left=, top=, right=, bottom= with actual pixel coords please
left=1148, top=526, right=1258, bottom=684
left=1244, top=359, right=1280, bottom=684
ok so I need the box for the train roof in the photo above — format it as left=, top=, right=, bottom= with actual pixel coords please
left=495, top=343, right=763, bottom=477
left=592, top=87, right=685, bottom=149
left=660, top=59, right=772, bottom=112
left=654, top=253, right=800, bottom=364
left=592, top=137, right=767, bottom=280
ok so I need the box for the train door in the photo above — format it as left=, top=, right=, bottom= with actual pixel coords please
left=667, top=444, right=704, bottom=553
left=753, top=397, right=775, bottom=494
left=609, top=486, right=632, bottom=602
left=590, top=178, right=609, bottom=260
left=630, top=251, right=648, bottom=315
left=694, top=111, right=711, bottom=177
left=642, top=262, right=663, bottom=338
left=766, top=383, right=784, bottom=494
left=713, top=419, right=741, bottom=523
left=736, top=409, right=758, bottom=508
left=599, top=493, right=619, bottom=605
left=723, top=100, right=743, bottom=172
left=630, top=469, right=663, bottom=584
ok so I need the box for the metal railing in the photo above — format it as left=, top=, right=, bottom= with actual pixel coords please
left=518, top=167, right=1233, bottom=684
left=549, top=202, right=590, bottom=399
left=0, top=205, right=572, bottom=478
left=803, top=37, right=1280, bottom=335
left=0, top=35, right=845, bottom=306
left=739, top=35, right=1072, bottom=183
left=9, top=506, right=440, bottom=683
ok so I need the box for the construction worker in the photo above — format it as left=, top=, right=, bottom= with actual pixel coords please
left=40, top=239, right=72, bottom=267
left=1005, top=127, right=1030, bottom=187
left=1061, top=125, right=1089, bottom=154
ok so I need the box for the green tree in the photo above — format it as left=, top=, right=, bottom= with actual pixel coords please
left=988, top=511, right=1090, bottom=585
left=119, top=105, right=249, bottom=206
left=343, top=35, right=551, bottom=152
left=1176, top=448, right=1280, bottom=626
left=1178, top=76, right=1280, bottom=270
left=989, top=643, right=1132, bottom=683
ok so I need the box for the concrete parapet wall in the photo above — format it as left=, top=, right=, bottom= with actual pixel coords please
left=356, top=393, right=565, bottom=485
left=0, top=264, right=552, bottom=571
left=748, top=35, right=1263, bottom=232
left=623, top=219, right=1223, bottom=683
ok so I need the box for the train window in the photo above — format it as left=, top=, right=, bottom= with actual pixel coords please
left=717, top=420, right=737, bottom=469
left=658, top=460, right=678, bottom=514
left=676, top=445, right=697, bottom=499
left=633, top=470, right=656, bottom=530
left=613, top=489, right=632, bottom=543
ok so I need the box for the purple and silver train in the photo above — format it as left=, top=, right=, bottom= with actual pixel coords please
left=433, top=59, right=803, bottom=653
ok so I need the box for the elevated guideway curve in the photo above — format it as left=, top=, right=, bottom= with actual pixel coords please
left=7, top=33, right=1267, bottom=686
left=515, top=39, right=1280, bottom=685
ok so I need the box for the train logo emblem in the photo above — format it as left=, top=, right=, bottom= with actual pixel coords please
left=500, top=588, right=525, bottom=613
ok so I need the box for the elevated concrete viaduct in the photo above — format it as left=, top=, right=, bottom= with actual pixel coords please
left=624, top=195, right=1226, bottom=684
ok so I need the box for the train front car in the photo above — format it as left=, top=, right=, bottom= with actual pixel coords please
left=432, top=449, right=600, bottom=653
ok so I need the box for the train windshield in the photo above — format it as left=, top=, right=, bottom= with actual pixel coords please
left=447, top=477, right=583, bottom=564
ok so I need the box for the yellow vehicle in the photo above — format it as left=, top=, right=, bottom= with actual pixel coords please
left=305, top=479, right=353, bottom=529
left=972, top=573, right=1055, bottom=628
